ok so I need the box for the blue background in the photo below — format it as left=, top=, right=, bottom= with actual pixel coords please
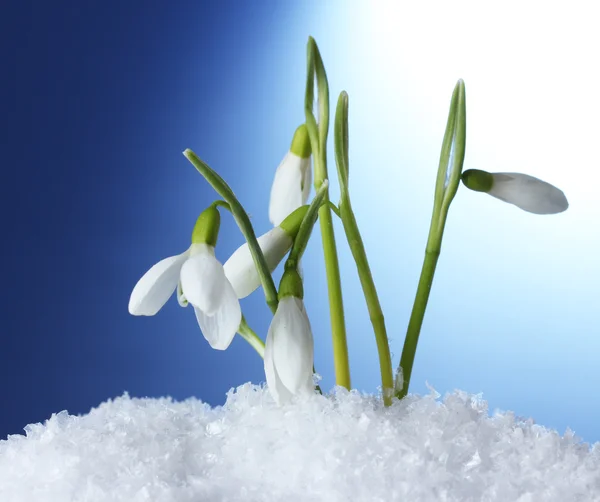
left=3, top=1, right=598, bottom=444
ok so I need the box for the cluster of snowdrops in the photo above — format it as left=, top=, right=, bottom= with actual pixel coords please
left=128, top=38, right=568, bottom=406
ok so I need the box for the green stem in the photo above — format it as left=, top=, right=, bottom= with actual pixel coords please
left=395, top=80, right=466, bottom=399
left=334, top=91, right=393, bottom=405
left=317, top=202, right=350, bottom=389
left=288, top=180, right=330, bottom=265
left=328, top=201, right=341, bottom=218
left=305, top=36, right=350, bottom=389
left=184, top=149, right=279, bottom=314
left=339, top=199, right=394, bottom=405
left=237, top=317, right=265, bottom=358
left=210, top=200, right=231, bottom=212
left=395, top=237, right=440, bottom=399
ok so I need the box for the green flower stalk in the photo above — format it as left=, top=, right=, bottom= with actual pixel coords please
left=183, top=149, right=279, bottom=314
left=333, top=91, right=394, bottom=406
left=287, top=180, right=330, bottom=267
left=395, top=79, right=467, bottom=399
left=237, top=317, right=265, bottom=358
left=304, top=36, right=351, bottom=390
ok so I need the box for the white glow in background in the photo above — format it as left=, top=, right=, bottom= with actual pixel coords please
left=265, top=1, right=600, bottom=440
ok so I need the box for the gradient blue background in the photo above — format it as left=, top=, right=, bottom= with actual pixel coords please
left=3, top=1, right=599, bottom=445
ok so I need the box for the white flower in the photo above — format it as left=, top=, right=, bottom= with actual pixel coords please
left=269, top=152, right=312, bottom=227
left=487, top=173, right=569, bottom=214
left=223, top=227, right=293, bottom=298
left=264, top=296, right=314, bottom=404
left=462, top=169, right=569, bottom=215
left=128, top=243, right=241, bottom=350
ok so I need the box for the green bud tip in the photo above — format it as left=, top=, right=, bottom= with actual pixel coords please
left=279, top=205, right=310, bottom=238
left=290, top=124, right=312, bottom=159
left=278, top=268, right=304, bottom=300
left=461, top=169, right=494, bottom=193
left=191, top=206, right=221, bottom=246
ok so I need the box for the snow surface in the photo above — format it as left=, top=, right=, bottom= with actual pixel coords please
left=1, top=383, right=599, bottom=502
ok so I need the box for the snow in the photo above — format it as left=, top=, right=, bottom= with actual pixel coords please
left=1, top=384, right=599, bottom=502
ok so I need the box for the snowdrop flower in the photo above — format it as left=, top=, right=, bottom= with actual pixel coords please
left=269, top=124, right=312, bottom=226
left=224, top=205, right=308, bottom=298
left=264, top=269, right=314, bottom=404
left=128, top=206, right=241, bottom=350
left=461, top=169, right=569, bottom=215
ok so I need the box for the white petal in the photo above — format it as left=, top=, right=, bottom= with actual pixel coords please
left=300, top=156, right=312, bottom=204
left=269, top=152, right=306, bottom=227
left=269, top=297, right=314, bottom=395
left=128, top=251, right=188, bottom=316
left=223, top=227, right=292, bottom=298
left=264, top=330, right=294, bottom=404
left=295, top=299, right=316, bottom=398
left=193, top=278, right=241, bottom=350
left=489, top=173, right=569, bottom=215
left=180, top=247, right=226, bottom=315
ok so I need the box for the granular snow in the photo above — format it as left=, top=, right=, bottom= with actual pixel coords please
left=1, top=383, right=598, bottom=501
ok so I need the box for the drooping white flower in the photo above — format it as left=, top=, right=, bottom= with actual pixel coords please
left=461, top=169, right=569, bottom=215
left=264, top=297, right=314, bottom=404
left=264, top=270, right=314, bottom=404
left=269, top=125, right=312, bottom=226
left=128, top=207, right=242, bottom=350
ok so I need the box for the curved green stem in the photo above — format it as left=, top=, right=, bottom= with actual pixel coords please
left=288, top=180, right=330, bottom=266
left=395, top=80, right=466, bottom=399
left=184, top=149, right=279, bottom=314
left=237, top=317, right=265, bottom=358
left=317, top=206, right=350, bottom=388
left=305, top=37, right=350, bottom=389
left=210, top=200, right=232, bottom=212
left=328, top=201, right=341, bottom=218
left=395, top=238, right=440, bottom=399
left=334, top=91, right=394, bottom=406
left=339, top=199, right=394, bottom=405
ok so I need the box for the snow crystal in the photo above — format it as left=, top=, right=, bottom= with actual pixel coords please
left=1, top=384, right=599, bottom=502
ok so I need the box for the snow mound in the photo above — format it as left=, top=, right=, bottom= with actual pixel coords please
left=1, top=384, right=599, bottom=502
